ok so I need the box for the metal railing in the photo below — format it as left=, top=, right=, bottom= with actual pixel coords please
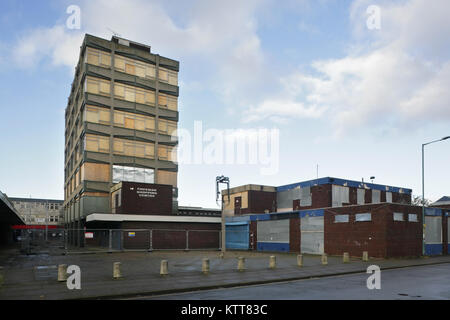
left=18, top=228, right=221, bottom=254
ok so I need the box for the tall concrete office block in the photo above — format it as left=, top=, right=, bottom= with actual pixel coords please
left=64, top=34, right=179, bottom=239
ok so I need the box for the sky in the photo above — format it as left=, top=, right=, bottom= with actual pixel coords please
left=0, top=0, right=449, bottom=208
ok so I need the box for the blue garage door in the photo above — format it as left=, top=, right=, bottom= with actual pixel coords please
left=226, top=222, right=249, bottom=250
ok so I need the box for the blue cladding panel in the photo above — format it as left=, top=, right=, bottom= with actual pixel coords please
left=425, top=244, right=443, bottom=256
left=276, top=177, right=412, bottom=194
left=257, top=242, right=289, bottom=252
left=299, top=209, right=324, bottom=218
left=226, top=223, right=249, bottom=250
left=425, top=208, right=442, bottom=216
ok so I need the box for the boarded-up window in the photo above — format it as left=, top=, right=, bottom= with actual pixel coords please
left=85, top=76, right=110, bottom=97
left=81, top=162, right=110, bottom=182
left=332, top=185, right=349, bottom=207
left=86, top=47, right=111, bottom=67
left=386, top=192, right=392, bottom=203
left=393, top=212, right=404, bottom=221
left=113, top=138, right=154, bottom=159
left=372, top=190, right=381, bottom=203
left=157, top=170, right=177, bottom=187
left=355, top=213, right=372, bottom=222
left=334, top=215, right=349, bottom=223
left=158, top=68, right=168, bottom=82
left=425, top=216, right=442, bottom=243
left=357, top=188, right=365, bottom=205
left=158, top=145, right=168, bottom=160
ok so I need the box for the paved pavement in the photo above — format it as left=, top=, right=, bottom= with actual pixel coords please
left=144, top=263, right=450, bottom=300
left=0, top=245, right=449, bottom=300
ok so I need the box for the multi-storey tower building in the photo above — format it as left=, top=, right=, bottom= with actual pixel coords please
left=64, top=34, right=179, bottom=236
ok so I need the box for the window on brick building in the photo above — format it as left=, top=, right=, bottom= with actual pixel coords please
left=355, top=213, right=371, bottom=222
left=334, top=215, right=349, bottom=223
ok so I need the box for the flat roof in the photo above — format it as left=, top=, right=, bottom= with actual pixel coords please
left=277, top=177, right=412, bottom=194
left=86, top=213, right=221, bottom=224
left=8, top=197, right=63, bottom=203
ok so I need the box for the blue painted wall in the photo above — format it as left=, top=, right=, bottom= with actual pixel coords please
left=226, top=222, right=249, bottom=250
left=425, top=244, right=443, bottom=256
left=257, top=242, right=289, bottom=252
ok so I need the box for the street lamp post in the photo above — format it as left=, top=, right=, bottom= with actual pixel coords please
left=421, top=136, right=450, bottom=255
left=216, top=176, right=230, bottom=255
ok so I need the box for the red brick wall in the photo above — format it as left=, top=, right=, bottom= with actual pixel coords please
left=385, top=206, right=422, bottom=257
left=325, top=204, right=387, bottom=258
left=241, top=190, right=277, bottom=215
left=289, top=217, right=300, bottom=253
left=324, top=204, right=422, bottom=258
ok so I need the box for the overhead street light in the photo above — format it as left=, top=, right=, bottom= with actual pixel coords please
left=421, top=136, right=450, bottom=255
left=216, top=175, right=230, bottom=255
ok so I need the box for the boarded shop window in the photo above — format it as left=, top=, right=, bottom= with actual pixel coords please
left=334, top=215, right=349, bottom=223
left=393, top=212, right=404, bottom=221
left=355, top=213, right=372, bottom=222
left=408, top=214, right=418, bottom=222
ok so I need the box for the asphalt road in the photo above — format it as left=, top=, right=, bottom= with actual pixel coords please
left=140, top=263, right=450, bottom=300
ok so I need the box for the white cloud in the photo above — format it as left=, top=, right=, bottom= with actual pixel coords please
left=12, top=25, right=83, bottom=70
left=8, top=0, right=269, bottom=104
left=246, top=0, right=450, bottom=136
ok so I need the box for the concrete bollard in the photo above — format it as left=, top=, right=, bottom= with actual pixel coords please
left=269, top=256, right=276, bottom=269
left=362, top=251, right=369, bottom=262
left=202, top=258, right=210, bottom=274
left=343, top=252, right=350, bottom=263
left=297, top=254, right=303, bottom=267
left=113, top=262, right=122, bottom=279
left=321, top=254, right=328, bottom=265
left=219, top=252, right=224, bottom=259
left=160, top=260, right=169, bottom=276
left=57, top=264, right=68, bottom=282
left=237, top=257, right=245, bottom=272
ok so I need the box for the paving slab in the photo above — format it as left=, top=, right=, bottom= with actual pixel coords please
left=0, top=247, right=449, bottom=300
